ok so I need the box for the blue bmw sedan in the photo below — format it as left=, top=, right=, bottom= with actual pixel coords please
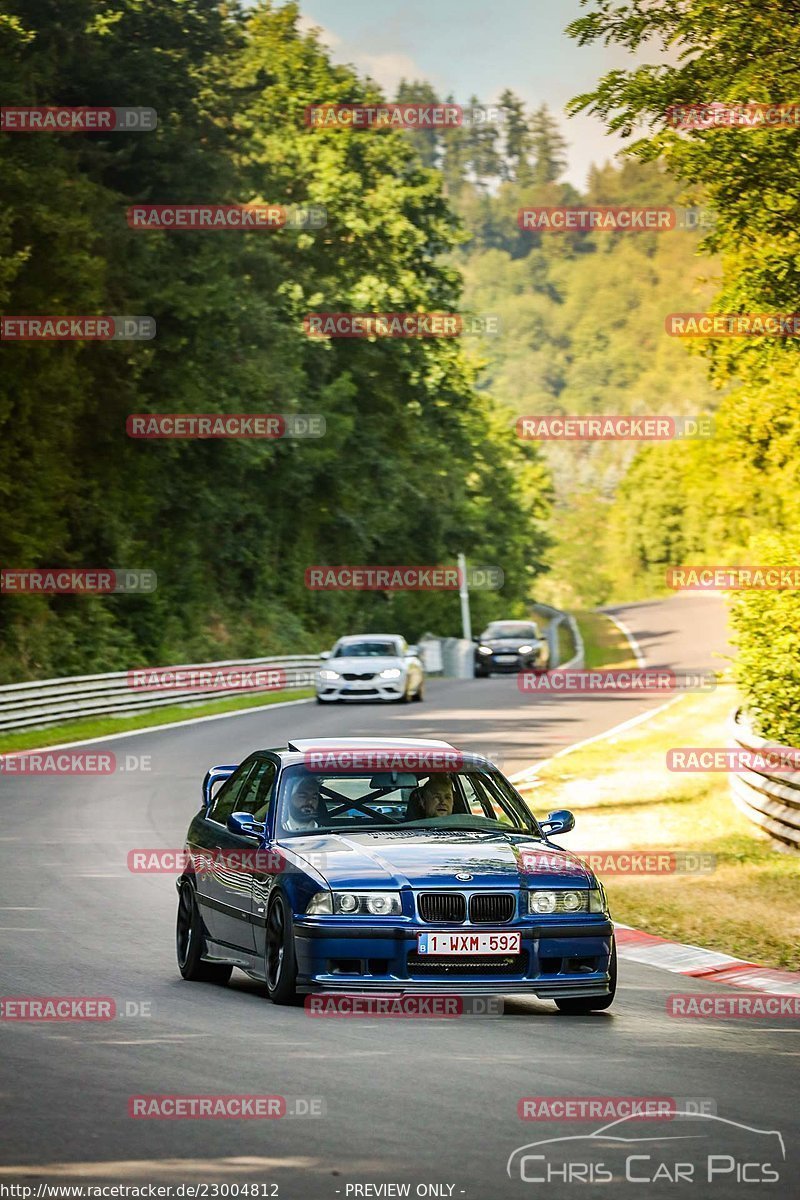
left=176, top=738, right=616, bottom=1013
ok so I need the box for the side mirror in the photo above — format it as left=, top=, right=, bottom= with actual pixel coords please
left=227, top=812, right=265, bottom=838
left=540, top=809, right=575, bottom=837
left=319, top=650, right=331, bottom=660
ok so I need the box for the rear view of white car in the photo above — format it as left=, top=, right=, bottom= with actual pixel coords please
left=316, top=634, right=425, bottom=703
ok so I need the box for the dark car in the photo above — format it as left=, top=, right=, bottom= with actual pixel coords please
left=474, top=620, right=549, bottom=676
left=176, top=737, right=615, bottom=1012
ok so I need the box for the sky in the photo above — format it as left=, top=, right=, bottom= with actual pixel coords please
left=292, top=0, right=672, bottom=189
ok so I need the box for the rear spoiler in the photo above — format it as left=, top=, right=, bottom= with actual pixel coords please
left=201, top=764, right=238, bottom=809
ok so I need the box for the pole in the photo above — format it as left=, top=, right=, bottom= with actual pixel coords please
left=457, top=552, right=472, bottom=643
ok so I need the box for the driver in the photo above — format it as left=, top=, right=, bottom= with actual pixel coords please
left=283, top=774, right=322, bottom=831
left=419, top=774, right=455, bottom=818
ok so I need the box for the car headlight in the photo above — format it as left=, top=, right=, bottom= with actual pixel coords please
left=517, top=644, right=533, bottom=654
left=528, top=889, right=600, bottom=915
left=478, top=645, right=493, bottom=655
left=333, top=891, right=402, bottom=916
left=318, top=669, right=340, bottom=681
left=378, top=668, right=402, bottom=680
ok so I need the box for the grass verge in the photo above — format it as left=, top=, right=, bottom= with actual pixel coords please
left=574, top=611, right=636, bottom=669
left=0, top=688, right=314, bottom=755
left=523, top=682, right=799, bottom=971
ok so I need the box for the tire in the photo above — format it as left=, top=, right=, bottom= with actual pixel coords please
left=176, top=882, right=233, bottom=984
left=413, top=679, right=424, bottom=701
left=265, top=892, right=300, bottom=1005
left=475, top=667, right=489, bottom=678
left=555, top=940, right=617, bottom=1014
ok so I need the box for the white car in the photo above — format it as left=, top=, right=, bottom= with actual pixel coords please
left=315, top=634, right=425, bottom=703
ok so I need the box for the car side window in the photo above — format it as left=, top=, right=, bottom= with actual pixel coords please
left=458, top=774, right=515, bottom=825
left=240, top=760, right=278, bottom=823
left=209, top=759, right=258, bottom=826
left=458, top=775, right=491, bottom=818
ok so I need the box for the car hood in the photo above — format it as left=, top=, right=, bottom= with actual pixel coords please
left=322, top=655, right=405, bottom=672
left=481, top=639, right=538, bottom=651
left=280, top=830, right=594, bottom=890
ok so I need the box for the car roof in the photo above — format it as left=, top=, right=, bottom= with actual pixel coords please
left=287, top=737, right=457, bottom=751
left=253, top=737, right=495, bottom=769
left=335, top=634, right=403, bottom=643
left=486, top=619, right=536, bottom=626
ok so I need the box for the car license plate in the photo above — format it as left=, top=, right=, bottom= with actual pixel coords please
left=417, top=931, right=521, bottom=955
left=495, top=654, right=517, bottom=663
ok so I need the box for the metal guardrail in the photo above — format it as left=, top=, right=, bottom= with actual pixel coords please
left=0, top=656, right=321, bottom=733
left=531, top=604, right=584, bottom=669
left=0, top=608, right=584, bottom=736
left=729, top=709, right=800, bottom=850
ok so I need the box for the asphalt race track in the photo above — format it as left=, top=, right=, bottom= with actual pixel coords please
left=2, top=593, right=797, bottom=1198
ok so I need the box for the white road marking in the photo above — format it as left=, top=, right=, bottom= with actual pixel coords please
left=604, top=611, right=647, bottom=667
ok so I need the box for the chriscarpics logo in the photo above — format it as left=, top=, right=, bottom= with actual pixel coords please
left=506, top=1112, right=785, bottom=1187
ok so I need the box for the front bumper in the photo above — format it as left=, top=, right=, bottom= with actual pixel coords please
left=293, top=918, right=614, bottom=997
left=316, top=677, right=405, bottom=701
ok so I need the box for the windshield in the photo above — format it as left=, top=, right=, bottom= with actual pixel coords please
left=333, top=640, right=399, bottom=658
left=481, top=623, right=539, bottom=640
left=276, top=766, right=539, bottom=836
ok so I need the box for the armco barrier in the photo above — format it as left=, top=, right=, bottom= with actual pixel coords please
left=0, top=656, right=320, bottom=733
left=729, top=708, right=800, bottom=850
left=531, top=604, right=584, bottom=670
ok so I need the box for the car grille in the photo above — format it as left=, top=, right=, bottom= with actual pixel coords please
left=469, top=892, right=516, bottom=923
left=342, top=672, right=376, bottom=681
left=407, top=952, right=527, bottom=977
left=418, top=892, right=467, bottom=923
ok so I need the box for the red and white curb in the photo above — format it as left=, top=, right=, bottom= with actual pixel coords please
left=615, top=924, right=800, bottom=996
